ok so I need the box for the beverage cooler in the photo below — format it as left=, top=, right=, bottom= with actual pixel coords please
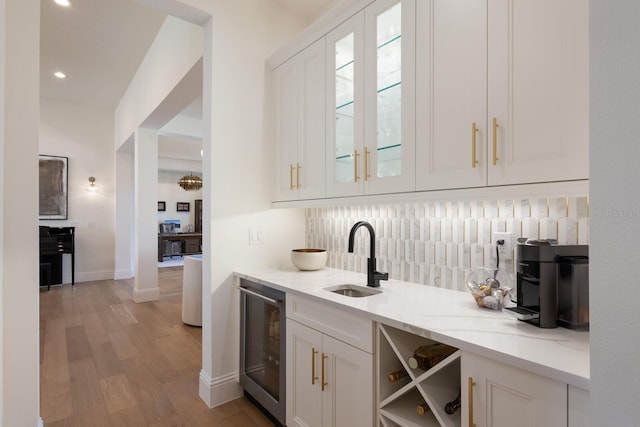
left=238, top=278, right=285, bottom=426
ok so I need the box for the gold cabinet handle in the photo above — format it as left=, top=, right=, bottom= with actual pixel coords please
left=311, top=347, right=318, bottom=385
left=289, top=164, right=294, bottom=190
left=321, top=352, right=328, bottom=391
left=354, top=150, right=360, bottom=182
left=296, top=163, right=301, bottom=189
left=471, top=122, right=479, bottom=168
left=492, top=117, right=499, bottom=165
left=468, top=377, right=476, bottom=427
left=364, top=147, right=370, bottom=180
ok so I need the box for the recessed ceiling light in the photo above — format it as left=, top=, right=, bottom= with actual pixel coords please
left=54, top=0, right=71, bottom=6
left=54, top=71, right=67, bottom=79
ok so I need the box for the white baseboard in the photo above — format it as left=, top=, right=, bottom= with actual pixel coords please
left=133, top=287, right=160, bottom=303
left=114, top=269, right=134, bottom=280
left=199, top=370, right=242, bottom=408
left=75, top=270, right=115, bottom=282
left=38, top=417, right=44, bottom=427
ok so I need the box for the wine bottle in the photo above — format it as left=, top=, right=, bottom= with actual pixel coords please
left=416, top=403, right=430, bottom=415
left=407, top=343, right=457, bottom=371
left=387, top=369, right=408, bottom=383
left=444, top=393, right=461, bottom=415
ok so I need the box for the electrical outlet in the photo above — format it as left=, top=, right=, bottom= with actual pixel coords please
left=492, top=231, right=513, bottom=260
left=249, top=228, right=264, bottom=245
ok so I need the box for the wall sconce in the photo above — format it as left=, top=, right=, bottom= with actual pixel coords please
left=85, top=176, right=97, bottom=192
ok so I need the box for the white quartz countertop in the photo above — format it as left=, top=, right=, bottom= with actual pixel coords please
left=234, top=266, right=589, bottom=389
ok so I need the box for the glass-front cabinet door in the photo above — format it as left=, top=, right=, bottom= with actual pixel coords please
left=326, top=0, right=415, bottom=198
left=326, top=13, right=365, bottom=198
left=364, top=0, right=415, bottom=194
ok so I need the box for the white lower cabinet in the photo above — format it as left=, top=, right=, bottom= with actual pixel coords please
left=286, top=295, right=374, bottom=427
left=461, top=352, right=567, bottom=427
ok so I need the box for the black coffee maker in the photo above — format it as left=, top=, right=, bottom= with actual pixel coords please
left=506, top=239, right=589, bottom=329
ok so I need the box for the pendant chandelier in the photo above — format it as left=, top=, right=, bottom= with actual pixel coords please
left=178, top=173, right=203, bottom=191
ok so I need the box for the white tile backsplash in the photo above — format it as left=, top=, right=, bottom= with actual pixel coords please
left=306, top=196, right=590, bottom=289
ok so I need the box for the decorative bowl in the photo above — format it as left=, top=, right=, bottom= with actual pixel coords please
left=291, top=249, right=328, bottom=271
left=467, top=268, right=511, bottom=310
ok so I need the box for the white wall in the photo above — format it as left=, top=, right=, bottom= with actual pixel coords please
left=158, top=170, right=202, bottom=231
left=39, top=98, right=116, bottom=282
left=589, top=1, right=640, bottom=424
left=0, top=0, right=40, bottom=425
left=200, top=0, right=309, bottom=406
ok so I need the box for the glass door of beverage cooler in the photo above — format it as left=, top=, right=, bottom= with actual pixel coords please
left=238, top=279, right=285, bottom=426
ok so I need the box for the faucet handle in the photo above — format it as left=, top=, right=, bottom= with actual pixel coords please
left=373, top=270, right=389, bottom=286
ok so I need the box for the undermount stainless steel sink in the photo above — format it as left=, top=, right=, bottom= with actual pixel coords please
left=324, top=284, right=382, bottom=298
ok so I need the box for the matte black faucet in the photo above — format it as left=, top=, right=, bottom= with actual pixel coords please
left=348, top=221, right=389, bottom=288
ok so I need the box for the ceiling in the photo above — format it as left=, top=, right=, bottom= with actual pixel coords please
left=40, top=0, right=167, bottom=111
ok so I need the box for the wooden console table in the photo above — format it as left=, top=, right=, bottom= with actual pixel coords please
left=158, top=233, right=202, bottom=262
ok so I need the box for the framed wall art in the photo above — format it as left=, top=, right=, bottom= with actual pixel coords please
left=158, top=201, right=166, bottom=212
left=39, top=155, right=68, bottom=220
left=176, top=202, right=190, bottom=212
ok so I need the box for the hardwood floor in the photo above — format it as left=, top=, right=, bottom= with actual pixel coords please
left=40, top=270, right=275, bottom=426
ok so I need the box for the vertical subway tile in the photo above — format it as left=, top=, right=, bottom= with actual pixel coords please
left=440, top=266, right=453, bottom=289
left=420, top=263, right=429, bottom=285
left=387, top=239, right=396, bottom=260
left=522, top=218, right=539, bottom=239
left=470, top=243, right=484, bottom=269
left=452, top=268, right=466, bottom=292
left=410, top=218, right=420, bottom=241
left=499, top=200, right=514, bottom=218
left=549, top=198, right=568, bottom=219
left=405, top=240, right=414, bottom=262
left=484, top=244, right=497, bottom=268
left=440, top=218, right=452, bottom=242
left=484, top=200, right=498, bottom=219
left=464, top=218, right=478, bottom=244
left=578, top=218, right=589, bottom=244
left=425, top=241, right=436, bottom=265
left=430, top=218, right=441, bottom=241
left=447, top=202, right=458, bottom=218
left=477, top=218, right=492, bottom=244
left=558, top=218, right=578, bottom=244
left=375, top=218, right=385, bottom=238
left=446, top=242, right=458, bottom=268
left=429, top=265, right=441, bottom=287
left=425, top=203, right=435, bottom=218
left=435, top=202, right=447, bottom=218
left=396, top=239, right=405, bottom=261
left=568, top=196, right=590, bottom=220
left=470, top=201, right=484, bottom=218
left=514, top=199, right=531, bottom=219
left=415, top=241, right=425, bottom=264
left=530, top=198, right=549, bottom=219
left=452, top=218, right=465, bottom=243
left=457, top=243, right=471, bottom=269
left=506, top=217, right=522, bottom=238
left=458, top=201, right=471, bottom=218
left=491, top=218, right=506, bottom=235
left=401, top=218, right=410, bottom=240
left=435, top=241, right=446, bottom=266
left=420, top=218, right=430, bottom=241
left=539, top=218, right=558, bottom=240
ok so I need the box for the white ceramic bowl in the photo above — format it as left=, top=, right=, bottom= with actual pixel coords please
left=291, top=249, right=328, bottom=271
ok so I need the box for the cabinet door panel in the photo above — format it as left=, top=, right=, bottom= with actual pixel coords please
left=274, top=58, right=300, bottom=201
left=287, top=320, right=323, bottom=427
left=326, top=13, right=365, bottom=198
left=364, top=0, right=416, bottom=195
left=487, top=0, right=588, bottom=185
left=416, top=0, right=487, bottom=190
left=298, top=38, right=326, bottom=200
left=322, top=335, right=373, bottom=427
left=461, top=352, right=567, bottom=427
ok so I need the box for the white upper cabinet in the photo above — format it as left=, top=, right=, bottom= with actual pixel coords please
left=274, top=38, right=326, bottom=201
left=416, top=0, right=588, bottom=190
left=487, top=0, right=589, bottom=185
left=326, top=0, right=416, bottom=198
left=325, top=12, right=365, bottom=198
left=416, top=0, right=488, bottom=191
